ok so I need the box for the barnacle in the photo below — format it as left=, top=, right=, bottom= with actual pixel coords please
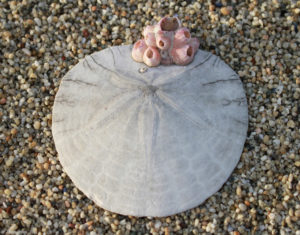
left=131, top=16, right=200, bottom=67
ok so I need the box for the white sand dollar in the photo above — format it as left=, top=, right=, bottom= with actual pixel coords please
left=52, top=45, right=248, bottom=217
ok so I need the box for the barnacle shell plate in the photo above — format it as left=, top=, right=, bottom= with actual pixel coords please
left=52, top=45, right=248, bottom=217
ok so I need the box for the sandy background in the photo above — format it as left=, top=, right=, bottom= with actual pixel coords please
left=0, top=0, right=299, bottom=234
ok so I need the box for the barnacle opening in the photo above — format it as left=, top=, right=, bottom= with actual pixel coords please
left=147, top=50, right=153, bottom=58
left=187, top=46, right=193, bottom=57
left=161, top=17, right=179, bottom=31
left=184, top=31, right=190, bottom=38
left=159, top=40, right=164, bottom=47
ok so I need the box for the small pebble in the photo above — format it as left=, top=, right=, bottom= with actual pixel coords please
left=236, top=186, right=242, bottom=197
left=220, top=6, right=232, bottom=16
left=33, top=121, right=41, bottom=130
left=4, top=189, right=12, bottom=196
left=5, top=156, right=14, bottom=167
left=239, top=203, right=247, bottom=211
left=36, top=184, right=43, bottom=190
left=8, top=224, right=18, bottom=231
left=287, top=120, right=295, bottom=128
left=0, top=98, right=6, bottom=105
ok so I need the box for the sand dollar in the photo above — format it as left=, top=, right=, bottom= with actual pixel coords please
left=52, top=45, right=248, bottom=217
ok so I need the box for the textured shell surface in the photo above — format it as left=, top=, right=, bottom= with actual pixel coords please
left=52, top=45, right=248, bottom=217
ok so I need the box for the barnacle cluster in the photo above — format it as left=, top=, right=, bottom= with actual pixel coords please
left=132, top=16, right=200, bottom=67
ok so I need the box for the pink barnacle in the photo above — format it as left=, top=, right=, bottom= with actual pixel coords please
left=131, top=16, right=199, bottom=67
left=189, top=37, right=200, bottom=52
left=143, top=25, right=156, bottom=47
left=143, top=47, right=161, bottom=67
left=171, top=44, right=195, bottom=66
left=132, top=39, right=148, bottom=62
left=173, top=27, right=191, bottom=48
left=155, top=16, right=181, bottom=33
left=143, top=25, right=155, bottom=35
left=155, top=31, right=172, bottom=51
